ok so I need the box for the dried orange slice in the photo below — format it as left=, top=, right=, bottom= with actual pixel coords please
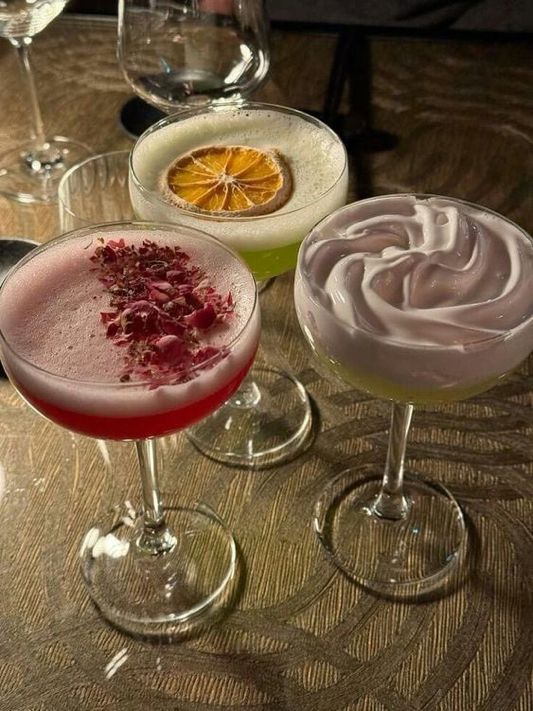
left=159, top=144, right=293, bottom=217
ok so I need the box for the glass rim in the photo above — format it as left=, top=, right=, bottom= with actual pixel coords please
left=129, top=100, right=349, bottom=223
left=0, top=220, right=259, bottom=387
left=57, top=149, right=132, bottom=223
left=297, top=192, right=533, bottom=350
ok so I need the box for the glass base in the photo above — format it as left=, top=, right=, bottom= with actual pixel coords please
left=187, top=367, right=314, bottom=469
left=0, top=136, right=92, bottom=203
left=314, top=467, right=466, bottom=598
left=80, top=504, right=237, bottom=638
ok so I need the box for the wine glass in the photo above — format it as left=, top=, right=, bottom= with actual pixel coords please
left=129, top=101, right=349, bottom=467
left=117, top=0, right=270, bottom=136
left=295, top=194, right=533, bottom=597
left=0, top=220, right=260, bottom=636
left=0, top=0, right=91, bottom=203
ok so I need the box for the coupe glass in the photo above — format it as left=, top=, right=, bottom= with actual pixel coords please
left=0, top=0, right=91, bottom=202
left=129, top=101, right=349, bottom=467
left=0, top=221, right=260, bottom=636
left=118, top=0, right=269, bottom=120
left=295, top=194, right=533, bottom=596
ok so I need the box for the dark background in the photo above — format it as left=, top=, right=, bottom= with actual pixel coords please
left=67, top=0, right=533, bottom=34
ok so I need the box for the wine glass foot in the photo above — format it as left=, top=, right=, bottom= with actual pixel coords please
left=314, top=467, right=466, bottom=598
left=0, top=137, right=92, bottom=203
left=80, top=504, right=237, bottom=638
left=187, top=366, right=314, bottom=468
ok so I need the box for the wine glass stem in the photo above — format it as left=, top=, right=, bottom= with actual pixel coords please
left=373, top=403, right=413, bottom=520
left=12, top=38, right=47, bottom=148
left=135, top=438, right=177, bottom=555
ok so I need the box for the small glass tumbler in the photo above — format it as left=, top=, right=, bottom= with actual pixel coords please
left=58, top=150, right=133, bottom=231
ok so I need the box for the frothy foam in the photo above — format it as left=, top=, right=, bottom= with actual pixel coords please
left=130, top=108, right=348, bottom=251
left=295, top=195, right=533, bottom=396
left=0, top=228, right=259, bottom=418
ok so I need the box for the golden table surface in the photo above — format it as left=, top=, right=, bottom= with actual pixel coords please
left=0, top=15, right=532, bottom=711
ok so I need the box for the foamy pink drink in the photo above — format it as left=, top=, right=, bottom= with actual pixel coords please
left=0, top=227, right=260, bottom=439
left=296, top=195, right=533, bottom=403
left=293, top=195, right=533, bottom=595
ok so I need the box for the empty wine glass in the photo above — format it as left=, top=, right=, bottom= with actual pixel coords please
left=117, top=0, right=270, bottom=135
left=295, top=194, right=533, bottom=597
left=0, top=0, right=92, bottom=202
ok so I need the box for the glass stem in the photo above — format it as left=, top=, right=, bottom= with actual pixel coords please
left=230, top=372, right=262, bottom=408
left=135, top=439, right=177, bottom=555
left=373, top=403, right=413, bottom=520
left=11, top=38, right=47, bottom=148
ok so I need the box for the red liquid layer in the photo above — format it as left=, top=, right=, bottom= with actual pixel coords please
left=15, top=353, right=255, bottom=440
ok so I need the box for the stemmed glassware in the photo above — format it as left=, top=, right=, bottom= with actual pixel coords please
left=129, top=101, right=349, bottom=467
left=295, top=194, right=533, bottom=596
left=0, top=0, right=91, bottom=202
left=0, top=220, right=260, bottom=636
left=117, top=0, right=270, bottom=135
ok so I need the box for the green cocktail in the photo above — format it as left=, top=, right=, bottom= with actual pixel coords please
left=129, top=103, right=348, bottom=282
left=129, top=102, right=348, bottom=468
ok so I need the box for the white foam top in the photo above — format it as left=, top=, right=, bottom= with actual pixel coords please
left=0, top=228, right=259, bottom=418
left=295, top=195, right=533, bottom=392
left=130, top=108, right=348, bottom=251
left=300, top=196, right=533, bottom=346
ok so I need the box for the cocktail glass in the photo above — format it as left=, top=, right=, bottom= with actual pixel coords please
left=295, top=194, right=533, bottom=596
left=129, top=101, right=349, bottom=468
left=0, top=221, right=260, bottom=636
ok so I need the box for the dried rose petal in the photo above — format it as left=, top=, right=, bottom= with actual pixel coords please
left=154, top=335, right=186, bottom=364
left=90, top=238, right=235, bottom=384
left=184, top=303, right=216, bottom=330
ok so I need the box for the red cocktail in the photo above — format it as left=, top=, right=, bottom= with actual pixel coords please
left=0, top=221, right=260, bottom=636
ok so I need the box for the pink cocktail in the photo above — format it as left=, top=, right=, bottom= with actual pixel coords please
left=295, top=194, right=533, bottom=596
left=0, top=221, right=260, bottom=636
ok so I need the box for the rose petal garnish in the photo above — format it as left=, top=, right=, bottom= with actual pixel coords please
left=90, top=238, right=234, bottom=384
left=184, top=303, right=217, bottom=330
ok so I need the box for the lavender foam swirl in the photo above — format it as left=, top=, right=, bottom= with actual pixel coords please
left=295, top=195, right=533, bottom=396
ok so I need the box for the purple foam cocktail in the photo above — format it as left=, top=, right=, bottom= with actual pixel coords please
left=0, top=221, right=260, bottom=636
left=295, top=194, right=533, bottom=596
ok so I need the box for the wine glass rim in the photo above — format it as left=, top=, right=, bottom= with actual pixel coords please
left=297, top=192, right=533, bottom=350
left=57, top=149, right=132, bottom=224
left=129, top=100, right=349, bottom=223
left=0, top=220, right=259, bottom=386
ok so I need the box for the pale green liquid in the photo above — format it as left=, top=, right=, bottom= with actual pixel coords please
left=133, top=205, right=302, bottom=281
left=240, top=241, right=301, bottom=281
left=316, top=349, right=509, bottom=404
